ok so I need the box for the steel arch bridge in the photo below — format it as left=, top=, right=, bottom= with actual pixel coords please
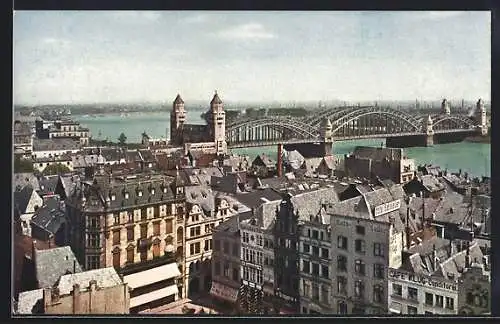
left=226, top=106, right=480, bottom=148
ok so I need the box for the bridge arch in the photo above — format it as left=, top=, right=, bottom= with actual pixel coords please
left=431, top=115, right=476, bottom=131
left=329, top=106, right=422, bottom=136
left=226, top=117, right=319, bottom=145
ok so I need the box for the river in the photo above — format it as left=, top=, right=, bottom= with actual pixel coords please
left=73, top=111, right=491, bottom=178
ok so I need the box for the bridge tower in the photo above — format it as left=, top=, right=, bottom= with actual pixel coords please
left=208, top=91, right=227, bottom=155
left=425, top=115, right=434, bottom=146
left=170, top=94, right=186, bottom=145
left=320, top=118, right=333, bottom=156
left=476, top=98, right=488, bottom=136
left=441, top=99, right=451, bottom=115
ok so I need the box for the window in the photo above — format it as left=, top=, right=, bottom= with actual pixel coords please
left=392, top=283, right=402, bottom=296
left=337, top=276, right=347, bottom=294
left=303, top=260, right=310, bottom=273
left=114, top=213, right=119, bottom=225
left=152, top=241, right=160, bottom=258
left=425, top=293, right=434, bottom=306
left=435, top=295, right=444, bottom=307
left=312, top=246, right=319, bottom=257
left=408, top=287, right=418, bottom=301
left=373, top=284, right=384, bottom=303
left=337, top=301, right=347, bottom=314
left=112, top=250, right=121, bottom=268
left=303, top=243, right=310, bottom=253
left=204, top=239, right=212, bottom=251
left=214, top=240, right=221, bottom=251
left=312, top=230, right=319, bottom=239
left=243, top=232, right=249, bottom=243
left=232, top=267, right=239, bottom=281
left=321, top=248, right=329, bottom=259
left=113, top=230, right=121, bottom=245
left=425, top=311, right=433, bottom=315
left=445, top=297, right=454, bottom=310
left=127, top=247, right=134, bottom=263
left=232, top=243, right=239, bottom=257
left=373, top=263, right=384, bottom=279
left=153, top=221, right=160, bottom=236
left=190, top=242, right=201, bottom=255
left=374, top=243, right=384, bottom=257
left=205, top=224, right=210, bottom=234
left=355, top=260, right=365, bottom=276
left=354, top=280, right=364, bottom=299
left=141, top=208, right=147, bottom=220
left=88, top=217, right=100, bottom=229
left=214, top=262, right=220, bottom=276
left=466, top=292, right=474, bottom=305
left=356, top=225, right=365, bottom=235
left=223, top=241, right=230, bottom=254
left=312, top=283, right=319, bottom=301
left=355, top=239, right=366, bottom=254
left=321, top=285, right=329, bottom=304
left=190, top=226, right=201, bottom=237
left=337, top=255, right=347, bottom=272
left=127, top=212, right=133, bottom=223
left=338, top=236, right=348, bottom=250
left=140, top=224, right=148, bottom=238
left=223, top=262, right=230, bottom=277
left=303, top=281, right=310, bottom=297
left=257, top=236, right=263, bottom=246
left=165, top=219, right=173, bottom=233
left=87, top=255, right=99, bottom=270
left=312, top=263, right=320, bottom=276
left=321, top=265, right=329, bottom=279
left=407, top=306, right=418, bottom=315
left=87, top=233, right=100, bottom=248
left=140, top=250, right=147, bottom=261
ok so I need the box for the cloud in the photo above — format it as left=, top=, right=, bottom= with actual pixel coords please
left=407, top=11, right=466, bottom=21
left=108, top=11, right=161, bottom=22
left=216, top=23, right=276, bottom=40
left=184, top=14, right=208, bottom=24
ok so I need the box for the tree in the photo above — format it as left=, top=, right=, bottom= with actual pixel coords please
left=118, top=132, right=127, bottom=146
left=42, top=163, right=71, bottom=176
left=14, top=156, right=34, bottom=173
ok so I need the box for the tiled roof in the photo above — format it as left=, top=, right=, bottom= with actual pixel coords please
left=31, top=196, right=66, bottom=236
left=38, top=176, right=60, bottom=196
left=14, top=186, right=36, bottom=214
left=32, top=138, right=80, bottom=152
left=420, top=175, right=445, bottom=192
left=35, top=246, right=83, bottom=288
left=352, top=146, right=403, bottom=161
left=16, top=289, right=44, bottom=314
left=59, top=174, right=80, bottom=198
left=72, top=154, right=106, bottom=168
left=56, top=267, right=123, bottom=295
left=185, top=186, right=215, bottom=214
left=439, top=241, right=484, bottom=279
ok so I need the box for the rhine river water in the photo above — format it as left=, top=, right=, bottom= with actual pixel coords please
left=74, top=111, right=491, bottom=178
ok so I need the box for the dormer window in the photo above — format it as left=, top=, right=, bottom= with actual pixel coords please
left=111, top=194, right=116, bottom=201
left=124, top=192, right=129, bottom=199
left=151, top=188, right=155, bottom=195
left=138, top=190, right=143, bottom=197
left=163, top=187, right=167, bottom=193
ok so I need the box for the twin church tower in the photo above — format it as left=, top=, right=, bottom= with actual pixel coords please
left=170, top=92, right=227, bottom=155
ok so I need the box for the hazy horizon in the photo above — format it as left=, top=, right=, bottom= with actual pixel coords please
left=14, top=11, right=491, bottom=106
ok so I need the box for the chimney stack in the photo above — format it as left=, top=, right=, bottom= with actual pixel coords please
left=405, top=208, right=411, bottom=250
left=73, top=260, right=76, bottom=273
left=277, top=144, right=283, bottom=178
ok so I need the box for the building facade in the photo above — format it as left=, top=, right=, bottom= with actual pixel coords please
left=65, top=170, right=185, bottom=313
left=169, top=92, right=227, bottom=155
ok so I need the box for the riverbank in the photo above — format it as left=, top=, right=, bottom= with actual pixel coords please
left=464, top=135, right=490, bottom=144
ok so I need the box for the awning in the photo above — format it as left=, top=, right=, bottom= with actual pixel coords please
left=389, top=301, right=402, bottom=314
left=124, top=263, right=181, bottom=289
left=210, top=282, right=238, bottom=303
left=130, top=284, right=178, bottom=308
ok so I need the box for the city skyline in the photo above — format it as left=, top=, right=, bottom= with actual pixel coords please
left=14, top=11, right=491, bottom=105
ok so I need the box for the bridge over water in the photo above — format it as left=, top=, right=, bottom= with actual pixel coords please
left=226, top=105, right=483, bottom=149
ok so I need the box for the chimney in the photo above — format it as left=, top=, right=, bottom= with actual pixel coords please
left=405, top=208, right=411, bottom=250
left=465, top=241, right=471, bottom=268
left=277, top=144, right=283, bottom=177
left=73, top=283, right=80, bottom=314
left=73, top=260, right=76, bottom=273
left=32, top=240, right=37, bottom=265
left=421, top=193, right=425, bottom=226
left=432, top=244, right=437, bottom=270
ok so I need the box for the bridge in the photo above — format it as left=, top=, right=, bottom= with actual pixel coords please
left=226, top=105, right=483, bottom=149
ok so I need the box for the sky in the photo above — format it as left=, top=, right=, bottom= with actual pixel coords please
left=13, top=11, right=491, bottom=105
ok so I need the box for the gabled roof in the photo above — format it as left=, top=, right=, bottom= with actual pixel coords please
left=31, top=197, right=66, bottom=236
left=56, top=267, right=123, bottom=295
left=38, top=176, right=60, bottom=196
left=17, top=289, right=44, bottom=314
left=13, top=173, right=40, bottom=192
left=14, top=186, right=36, bottom=214
left=35, top=246, right=83, bottom=288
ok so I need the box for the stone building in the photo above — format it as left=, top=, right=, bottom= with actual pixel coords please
left=169, top=92, right=227, bottom=155
left=183, top=186, right=238, bottom=298
left=14, top=120, right=33, bottom=154
left=16, top=267, right=129, bottom=314
left=210, top=211, right=252, bottom=312
left=388, top=239, right=490, bottom=315
left=65, top=169, right=185, bottom=312
left=344, top=146, right=416, bottom=184
left=35, top=118, right=90, bottom=146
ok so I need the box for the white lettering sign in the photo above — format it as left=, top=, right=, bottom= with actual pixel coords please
left=389, top=269, right=457, bottom=292
left=374, top=200, right=401, bottom=217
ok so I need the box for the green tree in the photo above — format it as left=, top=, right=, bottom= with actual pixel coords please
left=42, top=163, right=71, bottom=176
left=14, top=156, right=34, bottom=173
left=118, top=132, right=127, bottom=146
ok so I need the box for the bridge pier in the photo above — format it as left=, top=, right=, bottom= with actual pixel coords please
left=386, top=135, right=430, bottom=148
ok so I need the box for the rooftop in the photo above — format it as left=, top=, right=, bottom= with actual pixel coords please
left=34, top=246, right=83, bottom=288
left=56, top=267, right=124, bottom=295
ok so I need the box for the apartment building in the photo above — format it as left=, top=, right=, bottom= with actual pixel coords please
left=183, top=186, right=237, bottom=298
left=389, top=239, right=490, bottom=315
left=65, top=170, right=185, bottom=313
